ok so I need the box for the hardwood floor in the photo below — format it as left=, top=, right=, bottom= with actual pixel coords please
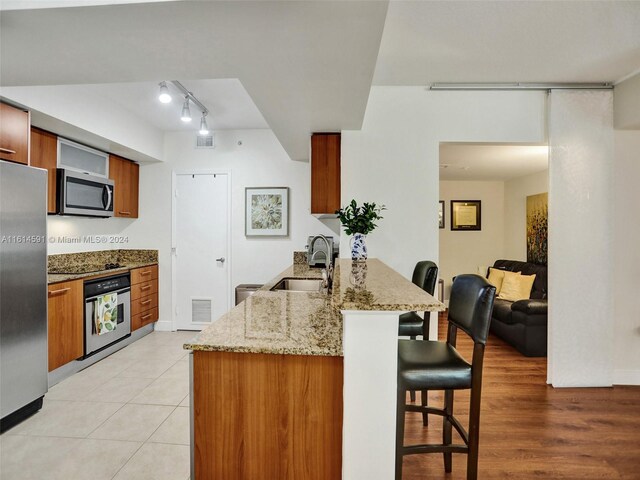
left=401, top=313, right=640, bottom=479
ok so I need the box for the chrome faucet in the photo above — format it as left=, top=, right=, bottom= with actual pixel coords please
left=309, top=234, right=333, bottom=291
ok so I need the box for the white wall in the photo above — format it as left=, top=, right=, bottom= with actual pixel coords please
left=614, top=72, right=640, bottom=129
left=503, top=170, right=549, bottom=261
left=438, top=181, right=505, bottom=301
left=613, top=130, right=640, bottom=385
left=548, top=90, right=614, bottom=387
left=341, top=88, right=546, bottom=282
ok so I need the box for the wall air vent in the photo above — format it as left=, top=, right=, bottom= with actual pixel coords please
left=192, top=298, right=212, bottom=323
left=195, top=134, right=215, bottom=149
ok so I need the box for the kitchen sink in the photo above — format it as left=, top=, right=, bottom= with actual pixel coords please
left=270, top=278, right=324, bottom=292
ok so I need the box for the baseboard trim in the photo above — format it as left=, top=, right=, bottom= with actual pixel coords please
left=613, top=369, right=640, bottom=386
left=154, top=320, right=174, bottom=332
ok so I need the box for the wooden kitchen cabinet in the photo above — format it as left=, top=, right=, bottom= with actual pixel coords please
left=130, top=265, right=159, bottom=331
left=0, top=102, right=30, bottom=165
left=30, top=127, right=58, bottom=213
left=311, top=133, right=341, bottom=215
left=48, top=280, right=84, bottom=372
left=109, top=154, right=139, bottom=218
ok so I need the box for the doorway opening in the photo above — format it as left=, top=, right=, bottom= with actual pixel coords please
left=438, top=142, right=549, bottom=371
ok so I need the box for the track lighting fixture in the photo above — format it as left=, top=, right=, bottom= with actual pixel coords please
left=158, top=81, right=172, bottom=103
left=180, top=97, right=192, bottom=123
left=199, top=113, right=209, bottom=135
left=158, top=81, right=212, bottom=135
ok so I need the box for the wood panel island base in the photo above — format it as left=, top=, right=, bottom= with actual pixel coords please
left=192, top=351, right=343, bottom=479
left=185, top=258, right=444, bottom=480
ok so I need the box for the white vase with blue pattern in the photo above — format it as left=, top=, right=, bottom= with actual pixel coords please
left=350, top=233, right=367, bottom=262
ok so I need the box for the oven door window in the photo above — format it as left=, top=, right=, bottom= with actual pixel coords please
left=90, top=297, right=126, bottom=334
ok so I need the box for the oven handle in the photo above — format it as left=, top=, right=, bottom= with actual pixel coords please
left=85, top=288, right=131, bottom=303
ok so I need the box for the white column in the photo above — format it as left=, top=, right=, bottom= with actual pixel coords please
left=548, top=90, right=614, bottom=387
left=342, top=311, right=401, bottom=479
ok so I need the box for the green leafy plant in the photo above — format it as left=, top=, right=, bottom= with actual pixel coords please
left=336, top=199, right=385, bottom=235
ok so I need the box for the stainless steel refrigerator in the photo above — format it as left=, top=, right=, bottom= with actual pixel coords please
left=0, top=160, right=48, bottom=432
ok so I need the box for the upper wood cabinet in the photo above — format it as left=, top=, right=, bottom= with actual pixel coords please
left=30, top=128, right=58, bottom=213
left=48, top=280, right=84, bottom=372
left=311, top=133, right=341, bottom=215
left=109, top=154, right=139, bottom=218
left=0, top=102, right=30, bottom=165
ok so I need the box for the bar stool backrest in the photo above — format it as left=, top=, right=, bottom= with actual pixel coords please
left=412, top=261, right=438, bottom=296
left=447, top=274, right=496, bottom=345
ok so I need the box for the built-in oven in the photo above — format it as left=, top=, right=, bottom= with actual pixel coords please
left=57, top=169, right=114, bottom=217
left=84, top=273, right=131, bottom=357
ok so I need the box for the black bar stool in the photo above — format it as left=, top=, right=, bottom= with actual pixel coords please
left=396, top=274, right=496, bottom=480
left=398, top=261, right=438, bottom=408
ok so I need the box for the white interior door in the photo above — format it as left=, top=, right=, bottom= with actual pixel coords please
left=173, top=172, right=230, bottom=331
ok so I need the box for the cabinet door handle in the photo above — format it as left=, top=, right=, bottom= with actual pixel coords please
left=140, top=299, right=151, bottom=305
left=140, top=270, right=151, bottom=276
left=140, top=285, right=151, bottom=291
left=48, top=287, right=70, bottom=296
left=0, top=147, right=17, bottom=154
left=119, top=211, right=131, bottom=216
left=141, top=313, right=153, bottom=320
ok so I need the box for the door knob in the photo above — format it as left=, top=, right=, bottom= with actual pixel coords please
left=216, top=257, right=225, bottom=263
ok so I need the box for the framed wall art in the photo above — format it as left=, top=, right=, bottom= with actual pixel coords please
left=526, top=192, right=548, bottom=265
left=451, top=200, right=481, bottom=231
left=439, top=200, right=445, bottom=229
left=245, top=187, right=289, bottom=236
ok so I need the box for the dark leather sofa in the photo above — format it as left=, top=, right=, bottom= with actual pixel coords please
left=488, top=259, right=548, bottom=357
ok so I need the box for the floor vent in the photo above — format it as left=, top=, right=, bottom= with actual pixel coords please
left=195, top=134, right=215, bottom=149
left=192, top=298, right=213, bottom=323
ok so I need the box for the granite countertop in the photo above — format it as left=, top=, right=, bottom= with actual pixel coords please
left=47, top=249, right=158, bottom=284
left=47, top=261, right=158, bottom=284
left=184, top=258, right=445, bottom=357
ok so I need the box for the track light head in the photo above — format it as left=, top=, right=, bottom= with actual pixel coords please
left=199, top=114, right=210, bottom=135
left=180, top=97, right=192, bottom=122
left=158, top=81, right=172, bottom=103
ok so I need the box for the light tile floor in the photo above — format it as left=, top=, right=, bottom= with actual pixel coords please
left=0, top=331, right=196, bottom=480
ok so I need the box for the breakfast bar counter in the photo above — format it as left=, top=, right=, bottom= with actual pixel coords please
left=185, top=258, right=444, bottom=479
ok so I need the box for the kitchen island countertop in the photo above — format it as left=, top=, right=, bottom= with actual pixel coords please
left=184, top=258, right=444, bottom=356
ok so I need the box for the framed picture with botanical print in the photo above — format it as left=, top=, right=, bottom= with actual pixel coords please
left=245, top=187, right=289, bottom=236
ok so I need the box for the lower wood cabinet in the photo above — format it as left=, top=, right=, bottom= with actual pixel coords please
left=193, top=351, right=343, bottom=479
left=48, top=279, right=84, bottom=372
left=130, top=265, right=159, bottom=331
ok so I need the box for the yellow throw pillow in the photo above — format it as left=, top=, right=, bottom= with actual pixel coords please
left=487, top=268, right=506, bottom=294
left=498, top=272, right=536, bottom=302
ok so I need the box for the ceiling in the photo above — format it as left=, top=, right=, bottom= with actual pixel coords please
left=439, top=143, right=548, bottom=181
left=374, top=1, right=640, bottom=86
left=0, top=1, right=389, bottom=161
left=1, top=1, right=639, bottom=162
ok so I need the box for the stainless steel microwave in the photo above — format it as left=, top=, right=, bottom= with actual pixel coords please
left=56, top=169, right=114, bottom=217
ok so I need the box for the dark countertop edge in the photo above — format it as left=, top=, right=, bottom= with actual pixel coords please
left=47, top=261, right=158, bottom=284
left=184, top=343, right=342, bottom=357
